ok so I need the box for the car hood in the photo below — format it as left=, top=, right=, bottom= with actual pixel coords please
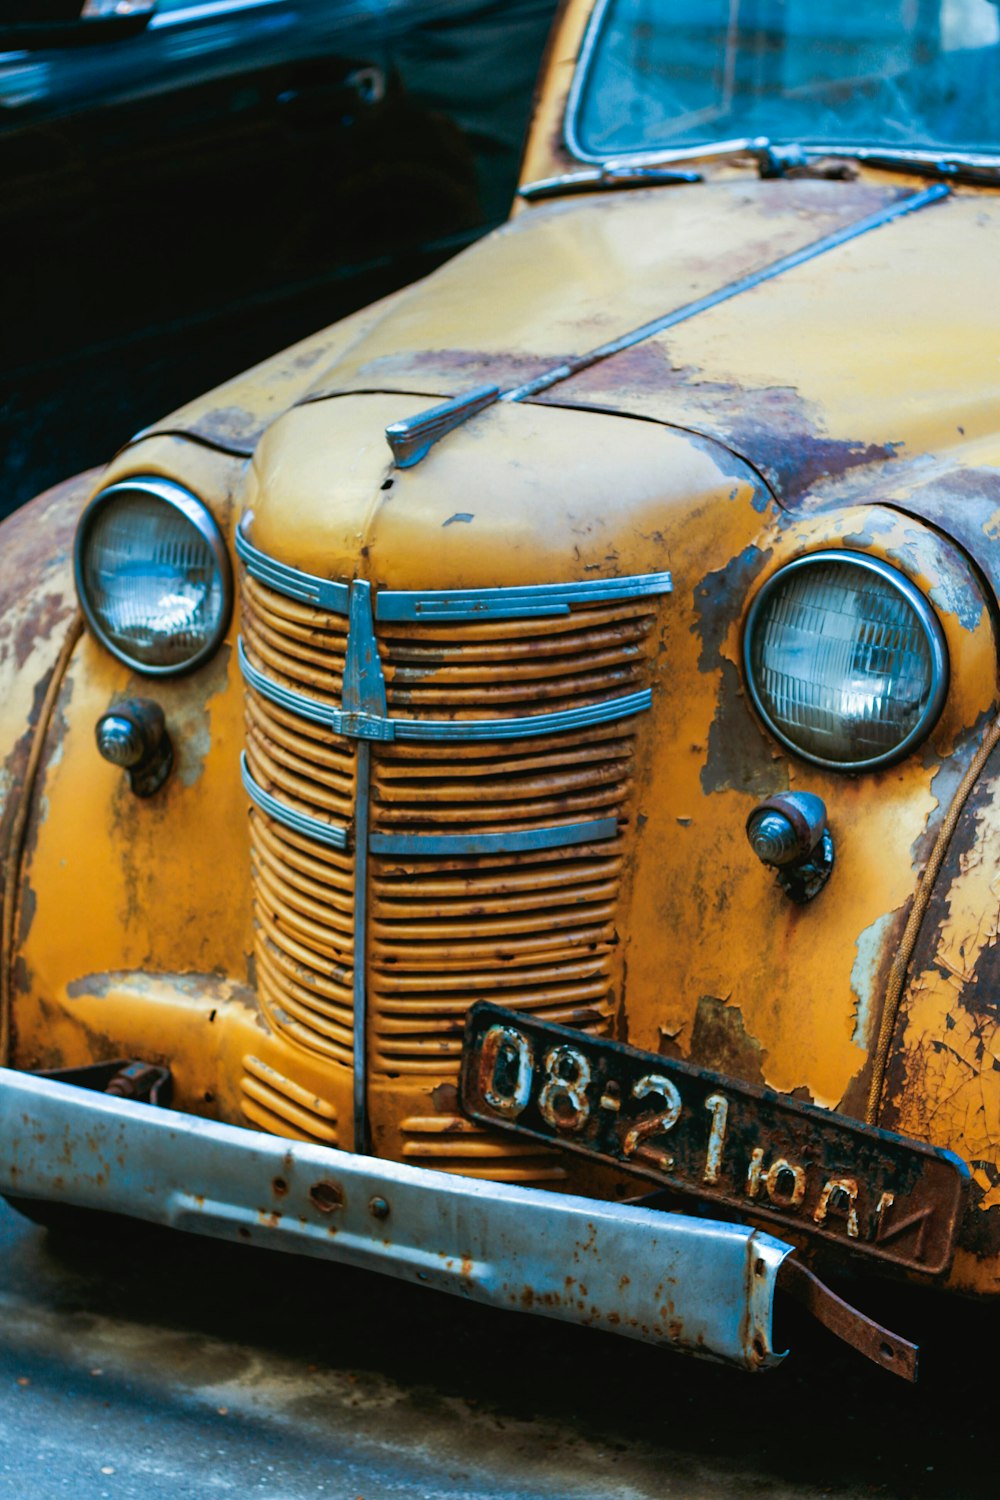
left=300, top=175, right=1000, bottom=503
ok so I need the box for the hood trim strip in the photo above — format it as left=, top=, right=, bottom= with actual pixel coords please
left=501, top=183, right=950, bottom=402
left=383, top=182, right=950, bottom=465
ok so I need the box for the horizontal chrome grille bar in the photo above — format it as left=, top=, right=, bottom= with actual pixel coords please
left=237, top=526, right=350, bottom=614
left=240, top=639, right=652, bottom=742
left=396, top=696, right=651, bottom=740
left=368, top=818, right=619, bottom=857
left=241, top=753, right=350, bottom=851
left=237, top=526, right=671, bottom=623
left=375, top=573, right=673, bottom=622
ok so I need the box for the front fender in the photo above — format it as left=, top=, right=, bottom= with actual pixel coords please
left=881, top=737, right=1000, bottom=1295
left=0, top=471, right=95, bottom=1061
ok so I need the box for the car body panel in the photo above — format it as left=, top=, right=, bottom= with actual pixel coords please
left=4, top=0, right=1000, bottom=1360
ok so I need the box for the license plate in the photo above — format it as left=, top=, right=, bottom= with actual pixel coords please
left=460, top=1003, right=968, bottom=1276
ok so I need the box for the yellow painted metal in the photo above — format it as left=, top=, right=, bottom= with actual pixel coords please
left=3, top=0, right=1000, bottom=1294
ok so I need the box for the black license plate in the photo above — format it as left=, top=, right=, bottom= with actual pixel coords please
left=460, top=1003, right=968, bottom=1276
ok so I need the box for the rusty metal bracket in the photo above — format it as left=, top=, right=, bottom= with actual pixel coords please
left=779, top=1257, right=918, bottom=1382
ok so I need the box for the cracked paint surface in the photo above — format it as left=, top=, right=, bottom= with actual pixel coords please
left=882, top=757, right=1000, bottom=1292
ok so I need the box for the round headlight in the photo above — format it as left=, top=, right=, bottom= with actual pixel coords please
left=744, top=551, right=948, bottom=772
left=75, top=478, right=232, bottom=675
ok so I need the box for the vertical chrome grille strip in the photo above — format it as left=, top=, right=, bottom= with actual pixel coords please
left=342, top=579, right=387, bottom=1155
left=353, top=741, right=372, bottom=1154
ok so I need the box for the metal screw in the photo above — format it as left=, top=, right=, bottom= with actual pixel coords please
left=369, top=1195, right=390, bottom=1220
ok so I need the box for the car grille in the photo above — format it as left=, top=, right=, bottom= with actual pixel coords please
left=239, top=548, right=665, bottom=1177
left=240, top=1054, right=340, bottom=1145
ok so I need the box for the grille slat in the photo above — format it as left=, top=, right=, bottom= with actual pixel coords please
left=240, top=1054, right=340, bottom=1144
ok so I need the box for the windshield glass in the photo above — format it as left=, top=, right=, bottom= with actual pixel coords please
left=572, top=0, right=1000, bottom=160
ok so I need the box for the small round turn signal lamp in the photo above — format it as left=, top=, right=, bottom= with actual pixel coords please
left=95, top=698, right=173, bottom=798
left=746, top=792, right=833, bottom=904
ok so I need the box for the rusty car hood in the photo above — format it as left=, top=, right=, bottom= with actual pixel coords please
left=298, top=175, right=1000, bottom=504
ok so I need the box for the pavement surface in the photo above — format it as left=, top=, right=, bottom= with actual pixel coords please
left=0, top=1193, right=995, bottom=1499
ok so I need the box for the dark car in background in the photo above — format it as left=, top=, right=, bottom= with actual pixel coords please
left=1, top=0, right=558, bottom=512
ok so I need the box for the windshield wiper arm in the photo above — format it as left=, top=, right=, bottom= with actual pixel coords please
left=833, top=148, right=1000, bottom=187
left=754, top=140, right=1000, bottom=187
left=519, top=163, right=702, bottom=202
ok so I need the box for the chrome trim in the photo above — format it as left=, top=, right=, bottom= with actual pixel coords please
left=240, top=752, right=350, bottom=851
left=396, top=692, right=652, bottom=741
left=369, top=818, right=619, bottom=858
left=341, top=581, right=384, bottom=1156
left=239, top=641, right=653, bottom=742
left=788, top=144, right=1000, bottom=183
left=238, top=638, right=337, bottom=729
left=562, top=0, right=614, bottom=164
left=385, top=385, right=499, bottom=468
left=353, top=742, right=372, bottom=1154
left=74, top=476, right=233, bottom=678
left=343, top=580, right=388, bottom=717
left=742, top=550, right=950, bottom=773
left=376, top=571, right=672, bottom=622
left=0, top=1067, right=792, bottom=1372
left=236, top=524, right=350, bottom=614
left=518, top=166, right=702, bottom=201
left=500, top=185, right=951, bottom=404
left=237, top=530, right=672, bottom=621
left=564, top=0, right=779, bottom=169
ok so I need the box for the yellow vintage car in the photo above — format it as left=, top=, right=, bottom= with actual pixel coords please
left=2, top=0, right=999, bottom=1381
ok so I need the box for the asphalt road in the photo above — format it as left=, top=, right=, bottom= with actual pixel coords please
left=0, top=1193, right=996, bottom=1499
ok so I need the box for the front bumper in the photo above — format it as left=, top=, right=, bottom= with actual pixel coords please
left=0, top=1067, right=921, bottom=1377
left=0, top=1066, right=792, bottom=1371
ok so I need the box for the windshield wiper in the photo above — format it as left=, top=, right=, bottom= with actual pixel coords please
left=521, top=137, right=1000, bottom=202
left=754, top=140, right=1000, bottom=187
left=519, top=163, right=702, bottom=202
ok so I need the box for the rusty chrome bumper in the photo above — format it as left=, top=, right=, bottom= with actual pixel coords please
left=0, top=1066, right=794, bottom=1372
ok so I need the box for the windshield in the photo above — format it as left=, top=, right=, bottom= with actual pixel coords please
left=571, top=0, right=1000, bottom=161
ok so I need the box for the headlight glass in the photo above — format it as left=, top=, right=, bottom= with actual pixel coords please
left=744, top=551, right=948, bottom=771
left=75, top=478, right=232, bottom=674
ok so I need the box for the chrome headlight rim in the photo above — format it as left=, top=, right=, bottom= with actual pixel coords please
left=74, top=475, right=233, bottom=677
left=743, top=548, right=950, bottom=774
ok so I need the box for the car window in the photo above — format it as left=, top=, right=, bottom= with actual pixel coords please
left=574, top=0, right=1000, bottom=158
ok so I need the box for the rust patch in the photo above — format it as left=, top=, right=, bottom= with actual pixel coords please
left=879, top=753, right=1000, bottom=1266
left=311, top=346, right=571, bottom=402
left=688, top=995, right=766, bottom=1086
left=693, top=545, right=770, bottom=674
left=12, top=594, right=74, bottom=674
left=0, top=477, right=90, bottom=1065
left=537, top=344, right=899, bottom=502
left=657, top=1024, right=686, bottom=1061
left=309, top=1181, right=345, bottom=1215
left=692, top=545, right=788, bottom=797
left=431, top=1081, right=460, bottom=1113
left=702, top=653, right=787, bottom=796
left=887, top=467, right=1000, bottom=611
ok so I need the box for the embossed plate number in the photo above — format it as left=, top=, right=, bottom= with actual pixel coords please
left=460, top=1002, right=968, bottom=1275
